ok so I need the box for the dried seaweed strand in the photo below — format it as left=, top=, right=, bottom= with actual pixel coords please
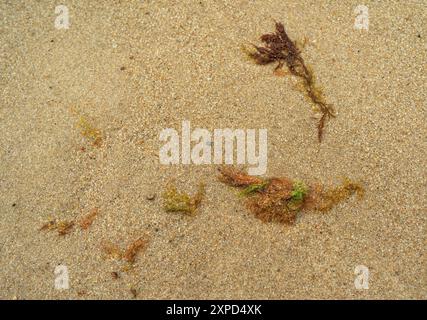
left=247, top=22, right=336, bottom=142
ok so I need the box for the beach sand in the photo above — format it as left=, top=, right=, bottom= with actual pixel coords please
left=0, top=0, right=426, bottom=299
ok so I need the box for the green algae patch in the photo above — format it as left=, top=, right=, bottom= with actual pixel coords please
left=163, top=183, right=205, bottom=216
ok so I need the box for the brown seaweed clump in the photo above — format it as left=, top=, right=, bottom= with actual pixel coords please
left=162, top=183, right=205, bottom=216
left=218, top=167, right=364, bottom=225
left=246, top=22, right=336, bottom=142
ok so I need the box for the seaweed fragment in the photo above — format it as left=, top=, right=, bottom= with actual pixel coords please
left=240, top=182, right=268, bottom=196
left=40, top=219, right=75, bottom=236
left=123, top=237, right=149, bottom=263
left=218, top=167, right=363, bottom=225
left=218, top=167, right=264, bottom=187
left=312, top=178, right=364, bottom=212
left=101, top=241, right=123, bottom=260
left=246, top=22, right=336, bottom=142
left=79, top=207, right=100, bottom=230
left=77, top=115, right=103, bottom=147
left=287, top=180, right=308, bottom=211
left=70, top=107, right=103, bottom=147
left=162, top=183, right=205, bottom=215
left=101, top=237, right=149, bottom=264
left=41, top=207, right=100, bottom=237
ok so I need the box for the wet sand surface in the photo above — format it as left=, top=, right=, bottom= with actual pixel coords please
left=0, top=0, right=426, bottom=299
